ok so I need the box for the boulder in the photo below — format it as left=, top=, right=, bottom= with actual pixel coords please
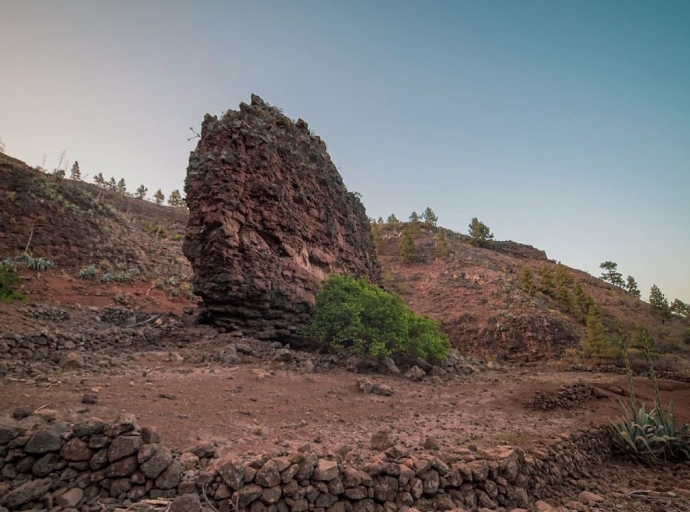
left=183, top=95, right=381, bottom=335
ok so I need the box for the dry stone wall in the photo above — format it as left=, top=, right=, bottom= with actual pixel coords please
left=0, top=412, right=612, bottom=512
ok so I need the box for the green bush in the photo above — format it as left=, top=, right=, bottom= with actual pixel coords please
left=301, top=274, right=450, bottom=362
left=0, top=264, right=26, bottom=302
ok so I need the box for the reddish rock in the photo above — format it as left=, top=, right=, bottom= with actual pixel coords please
left=184, top=95, right=380, bottom=338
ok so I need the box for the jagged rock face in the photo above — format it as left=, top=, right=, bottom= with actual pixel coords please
left=184, top=95, right=381, bottom=338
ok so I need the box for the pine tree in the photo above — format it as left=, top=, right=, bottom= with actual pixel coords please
left=468, top=217, right=494, bottom=244
left=671, top=299, right=688, bottom=318
left=519, top=266, right=535, bottom=294
left=600, top=261, right=624, bottom=287
left=117, top=178, right=127, bottom=195
left=399, top=229, right=419, bottom=263
left=153, top=189, right=165, bottom=205
left=421, top=207, right=438, bottom=227
left=377, top=216, right=384, bottom=224
left=538, top=266, right=555, bottom=295
left=554, top=264, right=575, bottom=310
left=94, top=173, right=105, bottom=187
left=572, top=282, right=594, bottom=323
left=70, top=161, right=81, bottom=180
left=168, top=189, right=183, bottom=206
left=135, top=185, right=147, bottom=200
left=386, top=214, right=399, bottom=224
left=625, top=276, right=641, bottom=298
left=649, top=285, right=672, bottom=324
left=582, top=305, right=616, bottom=359
left=437, top=230, right=450, bottom=260
left=107, top=177, right=117, bottom=190
left=371, top=222, right=383, bottom=251
left=53, top=169, right=65, bottom=180
left=408, top=211, right=421, bottom=236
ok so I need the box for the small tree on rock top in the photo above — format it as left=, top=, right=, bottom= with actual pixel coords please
left=468, top=217, right=493, bottom=244
left=135, top=185, right=147, bottom=200
left=117, top=178, right=127, bottom=195
left=386, top=214, right=399, bottom=224
left=93, top=173, right=105, bottom=187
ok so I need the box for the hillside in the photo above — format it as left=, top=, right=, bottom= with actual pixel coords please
left=0, top=153, right=194, bottom=312
left=1, top=152, right=688, bottom=367
left=375, top=221, right=690, bottom=366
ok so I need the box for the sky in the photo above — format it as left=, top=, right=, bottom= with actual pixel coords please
left=1, top=1, right=688, bottom=303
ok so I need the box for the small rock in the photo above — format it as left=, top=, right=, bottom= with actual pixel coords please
left=404, top=366, right=425, bottom=381
left=81, top=394, right=98, bottom=405
left=56, top=488, right=84, bottom=508
left=170, top=493, right=201, bottom=512
left=371, top=430, right=395, bottom=451
left=58, top=352, right=85, bottom=370
left=423, top=436, right=440, bottom=451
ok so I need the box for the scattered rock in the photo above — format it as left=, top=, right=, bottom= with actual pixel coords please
left=404, top=366, right=425, bottom=381
left=371, top=430, right=395, bottom=452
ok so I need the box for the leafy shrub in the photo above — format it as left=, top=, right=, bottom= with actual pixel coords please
left=78, top=264, right=98, bottom=280
left=0, top=264, right=26, bottom=302
left=682, top=328, right=690, bottom=345
left=142, top=221, right=168, bottom=239
left=99, top=266, right=141, bottom=283
left=301, top=274, right=450, bottom=362
left=171, top=233, right=183, bottom=241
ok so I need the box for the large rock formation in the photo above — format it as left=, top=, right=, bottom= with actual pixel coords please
left=184, top=95, right=381, bottom=338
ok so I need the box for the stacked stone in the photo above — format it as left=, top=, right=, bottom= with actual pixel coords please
left=0, top=413, right=613, bottom=512
left=0, top=414, right=184, bottom=511
left=525, top=384, right=597, bottom=411
left=527, top=428, right=612, bottom=499
left=207, top=445, right=531, bottom=512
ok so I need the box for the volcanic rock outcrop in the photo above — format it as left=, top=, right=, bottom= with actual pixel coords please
left=184, top=95, right=381, bottom=338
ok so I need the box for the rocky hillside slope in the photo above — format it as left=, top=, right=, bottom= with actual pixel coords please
left=376, top=222, right=690, bottom=363
left=0, top=153, right=193, bottom=311
left=1, top=151, right=687, bottom=365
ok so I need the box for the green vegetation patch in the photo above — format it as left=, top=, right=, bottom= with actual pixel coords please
left=302, top=274, right=450, bottom=362
left=0, top=264, right=26, bottom=303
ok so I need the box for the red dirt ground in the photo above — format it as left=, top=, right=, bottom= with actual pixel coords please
left=2, top=357, right=688, bottom=457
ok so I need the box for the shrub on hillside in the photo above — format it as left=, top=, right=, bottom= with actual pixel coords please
left=0, top=264, right=26, bottom=303
left=301, top=274, right=450, bottom=362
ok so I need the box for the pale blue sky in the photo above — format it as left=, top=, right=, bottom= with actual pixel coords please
left=1, top=1, right=688, bottom=302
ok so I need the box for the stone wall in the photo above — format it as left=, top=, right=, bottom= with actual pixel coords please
left=0, top=412, right=612, bottom=512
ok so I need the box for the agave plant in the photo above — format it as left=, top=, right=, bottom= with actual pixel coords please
left=78, top=264, right=98, bottom=280
left=611, top=321, right=690, bottom=465
left=26, top=257, right=56, bottom=271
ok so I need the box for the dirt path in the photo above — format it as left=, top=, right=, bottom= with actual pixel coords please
left=2, top=357, right=688, bottom=457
